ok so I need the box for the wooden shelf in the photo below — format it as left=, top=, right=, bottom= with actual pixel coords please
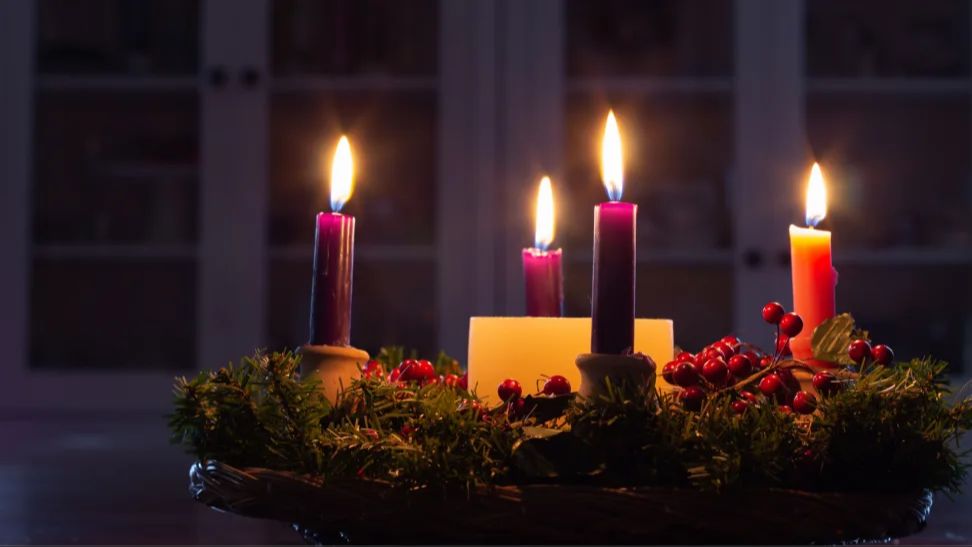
left=269, top=244, right=436, bottom=262
left=36, top=75, right=198, bottom=92
left=807, top=78, right=972, bottom=95
left=272, top=75, right=437, bottom=93
left=566, top=77, right=732, bottom=94
left=835, top=248, right=972, bottom=266
left=33, top=244, right=197, bottom=260
left=567, top=248, right=734, bottom=266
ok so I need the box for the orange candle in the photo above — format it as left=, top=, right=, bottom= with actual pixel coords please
left=789, top=163, right=837, bottom=362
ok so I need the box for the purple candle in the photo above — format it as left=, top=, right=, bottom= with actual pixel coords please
left=522, top=176, right=563, bottom=317
left=591, top=111, right=636, bottom=354
left=309, top=136, right=356, bottom=346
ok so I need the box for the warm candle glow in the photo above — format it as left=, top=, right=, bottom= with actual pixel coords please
left=534, top=176, right=555, bottom=251
left=601, top=110, right=624, bottom=201
left=330, top=136, right=354, bottom=212
left=805, top=162, right=827, bottom=227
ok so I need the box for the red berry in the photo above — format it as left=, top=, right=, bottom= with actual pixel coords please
left=497, top=378, right=522, bottom=401
left=362, top=360, right=385, bottom=379
left=848, top=339, right=871, bottom=364
left=541, top=375, right=572, bottom=396
left=702, top=358, right=730, bottom=386
left=779, top=313, right=803, bottom=337
left=758, top=356, right=773, bottom=370
left=672, top=362, right=700, bottom=387
left=400, top=424, right=415, bottom=437
left=388, top=367, right=402, bottom=383
left=662, top=361, right=678, bottom=384
left=739, top=390, right=759, bottom=404
left=775, top=333, right=791, bottom=356
left=714, top=341, right=737, bottom=358
left=703, top=348, right=726, bottom=362
left=762, top=302, right=785, bottom=324
left=423, top=375, right=441, bottom=386
left=731, top=400, right=750, bottom=415
left=721, top=335, right=741, bottom=348
left=443, top=373, right=461, bottom=387
left=679, top=386, right=706, bottom=411
left=742, top=350, right=761, bottom=364
left=792, top=391, right=817, bottom=414
left=759, top=374, right=783, bottom=395
left=728, top=354, right=753, bottom=378
left=778, top=405, right=794, bottom=415
left=776, top=367, right=800, bottom=391
left=458, top=372, right=468, bottom=391
left=675, top=351, right=695, bottom=363
left=417, top=360, right=436, bottom=380
left=812, top=371, right=837, bottom=396
left=872, top=344, right=894, bottom=365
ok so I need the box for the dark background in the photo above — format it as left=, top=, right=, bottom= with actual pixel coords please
left=1, top=0, right=970, bottom=543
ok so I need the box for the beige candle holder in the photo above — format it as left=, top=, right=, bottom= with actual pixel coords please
left=575, top=352, right=656, bottom=398
left=299, top=344, right=370, bottom=402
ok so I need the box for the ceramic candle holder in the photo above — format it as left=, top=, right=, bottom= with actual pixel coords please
left=300, top=344, right=370, bottom=402
left=575, top=352, right=655, bottom=398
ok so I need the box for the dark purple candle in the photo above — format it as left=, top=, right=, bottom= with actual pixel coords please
left=309, top=212, right=354, bottom=345
left=522, top=248, right=563, bottom=317
left=309, top=136, right=356, bottom=346
left=591, top=110, right=636, bottom=354
left=591, top=202, right=636, bottom=353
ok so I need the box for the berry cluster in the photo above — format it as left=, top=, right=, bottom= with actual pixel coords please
left=664, top=301, right=823, bottom=415
left=363, top=359, right=468, bottom=390
left=848, top=339, right=894, bottom=367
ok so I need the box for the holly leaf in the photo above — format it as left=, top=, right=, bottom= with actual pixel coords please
left=811, top=313, right=856, bottom=365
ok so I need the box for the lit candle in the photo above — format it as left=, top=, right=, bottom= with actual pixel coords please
left=789, top=162, right=837, bottom=362
left=309, top=136, right=356, bottom=346
left=522, top=176, right=563, bottom=317
left=591, top=111, right=636, bottom=354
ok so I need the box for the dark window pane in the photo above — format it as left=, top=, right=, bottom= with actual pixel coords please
left=30, top=259, right=196, bottom=370
left=563, top=93, right=733, bottom=251
left=272, top=0, right=438, bottom=76
left=37, top=0, right=199, bottom=75
left=268, top=259, right=436, bottom=357
left=807, top=95, right=971, bottom=249
left=33, top=92, right=198, bottom=245
left=836, top=265, right=969, bottom=372
left=567, top=0, right=733, bottom=77
left=270, top=91, right=436, bottom=247
left=806, top=0, right=970, bottom=78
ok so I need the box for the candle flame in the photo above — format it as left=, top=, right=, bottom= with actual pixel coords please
left=534, top=176, right=555, bottom=251
left=330, top=136, right=354, bottom=212
left=805, top=162, right=827, bottom=227
left=601, top=110, right=624, bottom=201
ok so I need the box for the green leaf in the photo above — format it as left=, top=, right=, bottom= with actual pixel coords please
left=511, top=430, right=599, bottom=480
left=811, top=313, right=857, bottom=365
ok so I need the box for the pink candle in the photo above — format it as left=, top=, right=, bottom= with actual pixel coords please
left=591, top=111, right=636, bottom=354
left=789, top=163, right=837, bottom=362
left=522, top=176, right=563, bottom=317
left=308, top=136, right=357, bottom=346
left=523, top=248, right=563, bottom=317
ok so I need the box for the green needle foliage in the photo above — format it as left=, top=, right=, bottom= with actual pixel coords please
left=171, top=347, right=972, bottom=494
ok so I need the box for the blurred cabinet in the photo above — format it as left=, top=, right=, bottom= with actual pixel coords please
left=803, top=0, right=972, bottom=369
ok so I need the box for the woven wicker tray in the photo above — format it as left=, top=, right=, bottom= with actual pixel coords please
left=190, top=460, right=932, bottom=544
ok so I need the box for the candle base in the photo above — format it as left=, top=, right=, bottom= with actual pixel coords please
left=575, top=352, right=655, bottom=398
left=299, top=344, right=370, bottom=402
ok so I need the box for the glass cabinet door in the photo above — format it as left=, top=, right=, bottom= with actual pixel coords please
left=267, top=0, right=440, bottom=357
left=561, top=0, right=736, bottom=351
left=30, top=0, right=200, bottom=371
left=804, top=0, right=972, bottom=370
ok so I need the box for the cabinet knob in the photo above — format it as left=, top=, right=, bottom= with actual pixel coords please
left=208, top=66, right=228, bottom=88
left=742, top=248, right=764, bottom=269
left=240, top=67, right=261, bottom=88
